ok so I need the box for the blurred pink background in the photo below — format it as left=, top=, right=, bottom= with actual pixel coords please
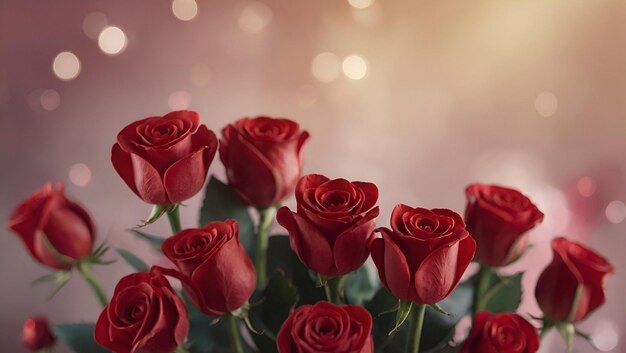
left=1, top=0, right=625, bottom=352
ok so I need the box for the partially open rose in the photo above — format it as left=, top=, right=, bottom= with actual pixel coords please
left=111, top=110, right=218, bottom=205
left=459, top=311, right=539, bottom=353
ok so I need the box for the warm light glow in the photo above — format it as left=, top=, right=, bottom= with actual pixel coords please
left=311, top=52, right=340, bottom=83
left=98, top=26, right=127, bottom=55
left=191, top=64, right=211, bottom=87
left=577, top=176, right=596, bottom=197
left=342, top=55, right=368, bottom=80
left=348, top=0, right=375, bottom=9
left=52, top=52, right=81, bottom=81
left=605, top=200, right=626, bottom=224
left=69, top=163, right=92, bottom=187
left=592, top=321, right=619, bottom=352
left=238, top=2, right=273, bottom=34
left=40, top=89, right=60, bottom=111
left=172, top=0, right=198, bottom=21
left=168, top=91, right=192, bottom=110
left=83, top=12, right=108, bottom=39
left=535, top=91, right=558, bottom=117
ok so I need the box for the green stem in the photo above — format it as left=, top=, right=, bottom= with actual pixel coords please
left=174, top=346, right=191, bottom=353
left=323, top=275, right=346, bottom=305
left=167, top=204, right=182, bottom=234
left=406, top=304, right=427, bottom=353
left=472, top=265, right=492, bottom=316
left=255, top=206, right=277, bottom=290
left=225, top=313, right=245, bottom=353
left=540, top=320, right=554, bottom=340
left=77, top=262, right=108, bottom=308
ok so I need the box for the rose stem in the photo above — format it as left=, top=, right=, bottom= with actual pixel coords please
left=166, top=204, right=182, bottom=234
left=255, top=206, right=277, bottom=290
left=406, top=303, right=427, bottom=353
left=472, top=264, right=492, bottom=316
left=539, top=320, right=554, bottom=340
left=77, top=262, right=108, bottom=308
left=174, top=346, right=191, bottom=353
left=323, top=275, right=346, bottom=305
left=225, top=313, right=245, bottom=353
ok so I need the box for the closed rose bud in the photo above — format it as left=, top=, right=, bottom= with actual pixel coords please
left=219, top=116, right=309, bottom=208
left=22, top=316, right=55, bottom=351
left=459, top=312, right=540, bottom=353
left=160, top=220, right=256, bottom=316
left=277, top=301, right=373, bottom=353
left=370, top=205, right=476, bottom=304
left=277, top=174, right=379, bottom=276
left=535, top=237, right=614, bottom=323
left=95, top=269, right=189, bottom=353
left=111, top=110, right=218, bottom=205
left=464, top=184, right=544, bottom=267
left=7, top=182, right=95, bottom=270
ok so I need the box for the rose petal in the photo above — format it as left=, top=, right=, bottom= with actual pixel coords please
left=377, top=228, right=411, bottom=300
left=163, top=146, right=210, bottom=204
left=333, top=207, right=379, bottom=275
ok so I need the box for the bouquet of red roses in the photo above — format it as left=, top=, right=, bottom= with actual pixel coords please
left=10, top=111, right=614, bottom=353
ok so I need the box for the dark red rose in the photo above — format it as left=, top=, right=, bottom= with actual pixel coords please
left=161, top=220, right=256, bottom=316
left=22, top=316, right=55, bottom=351
left=277, top=301, right=373, bottom=353
left=459, top=311, right=540, bottom=353
left=111, top=110, right=218, bottom=205
left=535, top=237, right=614, bottom=323
left=219, top=116, right=309, bottom=208
left=370, top=205, right=475, bottom=304
left=7, top=182, right=95, bottom=270
left=95, top=269, right=189, bottom=353
left=277, top=174, right=379, bottom=276
left=465, top=184, right=544, bottom=267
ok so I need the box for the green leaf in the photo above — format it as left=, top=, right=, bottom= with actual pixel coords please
left=199, top=176, right=254, bottom=258
left=53, top=323, right=110, bottom=353
left=345, top=264, right=381, bottom=305
left=260, top=271, right=298, bottom=336
left=115, top=248, right=149, bottom=272
left=128, top=229, right=165, bottom=250
left=367, top=279, right=474, bottom=353
left=482, top=272, right=523, bottom=313
left=140, top=204, right=177, bottom=227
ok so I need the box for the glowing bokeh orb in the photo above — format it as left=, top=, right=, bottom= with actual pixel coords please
left=342, top=55, right=368, bottom=80
left=98, top=26, right=127, bottom=55
left=311, top=52, right=341, bottom=83
left=52, top=52, right=81, bottom=81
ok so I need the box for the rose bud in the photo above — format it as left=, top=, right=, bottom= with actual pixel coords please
left=277, top=301, right=373, bottom=353
left=219, top=116, right=309, bottom=208
left=111, top=110, right=218, bottom=205
left=459, top=311, right=540, bottom=353
left=95, top=268, right=189, bottom=353
left=277, top=174, right=379, bottom=276
left=535, top=237, right=614, bottom=323
left=161, top=220, right=256, bottom=316
left=7, top=182, right=95, bottom=270
left=370, top=205, right=476, bottom=304
left=22, top=316, right=55, bottom=351
left=464, top=184, right=544, bottom=267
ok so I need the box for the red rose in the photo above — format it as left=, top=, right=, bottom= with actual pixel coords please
left=219, top=116, right=309, bottom=208
left=535, top=237, right=614, bottom=322
left=95, top=269, right=189, bottom=353
left=277, top=174, right=379, bottom=276
left=464, top=184, right=544, bottom=267
left=22, top=316, right=55, bottom=351
left=161, top=220, right=256, bottom=316
left=7, top=182, right=95, bottom=270
left=111, top=110, right=218, bottom=205
left=277, top=301, right=373, bottom=353
left=370, top=205, right=476, bottom=304
left=459, top=311, right=540, bottom=353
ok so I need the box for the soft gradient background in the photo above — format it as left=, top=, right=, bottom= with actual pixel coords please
left=1, top=0, right=625, bottom=352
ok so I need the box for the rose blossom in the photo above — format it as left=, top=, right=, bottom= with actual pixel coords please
left=161, top=220, right=256, bottom=316
left=370, top=205, right=476, bottom=304
left=22, top=316, right=55, bottom=351
left=219, top=116, right=309, bottom=208
left=111, top=110, right=218, bottom=205
left=95, top=269, right=189, bottom=353
left=535, top=237, right=613, bottom=322
left=277, top=174, right=379, bottom=276
left=7, top=182, right=95, bottom=269
left=464, top=184, right=544, bottom=267
left=459, top=311, right=539, bottom=353
left=277, top=301, right=373, bottom=353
